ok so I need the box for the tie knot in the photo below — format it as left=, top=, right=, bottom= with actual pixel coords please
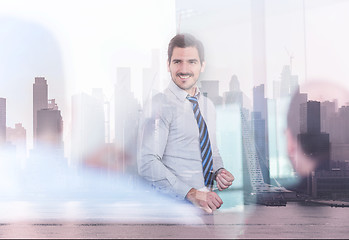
left=187, top=96, right=198, bottom=104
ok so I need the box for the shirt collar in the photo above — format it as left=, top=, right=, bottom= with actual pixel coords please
left=168, top=80, right=201, bottom=102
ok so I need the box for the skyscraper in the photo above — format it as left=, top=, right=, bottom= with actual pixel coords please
left=338, top=106, right=349, bottom=143
left=251, top=0, right=267, bottom=87
left=329, top=105, right=349, bottom=165
left=33, top=77, right=48, bottom=142
left=300, top=101, right=321, bottom=134
left=321, top=101, right=336, bottom=134
left=7, top=123, right=27, bottom=158
left=142, top=49, right=160, bottom=106
left=298, top=101, right=330, bottom=171
left=280, top=65, right=299, bottom=97
left=251, top=112, right=269, bottom=183
left=223, top=75, right=243, bottom=107
left=0, top=98, right=6, bottom=145
left=252, top=84, right=269, bottom=184
left=115, top=67, right=141, bottom=172
left=37, top=108, right=63, bottom=148
left=71, top=92, right=105, bottom=165
left=223, top=75, right=252, bottom=110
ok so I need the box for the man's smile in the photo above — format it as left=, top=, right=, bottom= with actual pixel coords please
left=177, top=73, right=193, bottom=79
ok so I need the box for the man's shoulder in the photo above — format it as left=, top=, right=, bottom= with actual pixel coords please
left=142, top=90, right=173, bottom=115
left=148, top=91, right=171, bottom=109
left=152, top=91, right=169, bottom=102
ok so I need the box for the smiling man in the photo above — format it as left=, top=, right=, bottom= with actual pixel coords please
left=138, top=34, right=234, bottom=213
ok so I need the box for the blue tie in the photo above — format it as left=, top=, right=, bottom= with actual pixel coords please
left=187, top=96, right=214, bottom=188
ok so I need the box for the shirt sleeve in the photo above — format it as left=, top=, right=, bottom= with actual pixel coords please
left=137, top=94, right=192, bottom=199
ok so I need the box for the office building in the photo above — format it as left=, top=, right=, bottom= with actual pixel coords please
left=252, top=112, right=269, bottom=183
left=6, top=123, right=27, bottom=158
left=71, top=93, right=105, bottom=165
left=280, top=65, right=299, bottom=97
left=0, top=98, right=6, bottom=144
left=115, top=68, right=141, bottom=172
left=33, top=77, right=48, bottom=141
left=36, top=108, right=63, bottom=148
left=312, top=170, right=349, bottom=198
left=298, top=101, right=330, bottom=171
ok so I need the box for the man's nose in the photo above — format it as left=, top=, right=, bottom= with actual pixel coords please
left=179, top=62, right=190, bottom=72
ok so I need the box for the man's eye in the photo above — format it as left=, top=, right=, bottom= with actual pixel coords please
left=189, top=61, right=197, bottom=64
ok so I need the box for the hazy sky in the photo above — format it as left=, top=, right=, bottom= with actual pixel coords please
left=0, top=0, right=176, bottom=150
left=176, top=0, right=349, bottom=98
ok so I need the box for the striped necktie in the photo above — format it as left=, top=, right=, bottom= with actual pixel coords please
left=187, top=96, right=214, bottom=189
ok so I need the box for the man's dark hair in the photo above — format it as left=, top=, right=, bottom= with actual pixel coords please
left=167, top=33, right=205, bottom=64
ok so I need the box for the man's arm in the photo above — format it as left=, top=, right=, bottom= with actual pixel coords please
left=137, top=94, right=192, bottom=199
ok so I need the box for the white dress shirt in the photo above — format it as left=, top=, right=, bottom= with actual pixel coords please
left=138, top=80, right=224, bottom=199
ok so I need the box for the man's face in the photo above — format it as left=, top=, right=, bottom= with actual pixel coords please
left=168, top=46, right=205, bottom=95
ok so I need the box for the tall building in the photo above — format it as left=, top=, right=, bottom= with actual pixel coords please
left=71, top=92, right=105, bottom=165
left=253, top=84, right=267, bottom=119
left=33, top=77, right=48, bottom=141
left=115, top=67, right=141, bottom=172
left=91, top=88, right=110, bottom=143
left=298, top=101, right=330, bottom=171
left=330, top=106, right=349, bottom=164
left=252, top=84, right=269, bottom=184
left=251, top=0, right=267, bottom=87
left=251, top=112, right=269, bottom=183
left=273, top=80, right=281, bottom=100
left=338, top=106, right=349, bottom=143
left=229, top=75, right=240, bottom=92
left=142, top=49, right=161, bottom=105
left=223, top=75, right=252, bottom=110
left=6, top=123, right=27, bottom=158
left=288, top=91, right=307, bottom=137
left=36, top=108, right=63, bottom=148
left=300, top=101, right=321, bottom=134
left=240, top=108, right=290, bottom=204
left=280, top=65, right=299, bottom=97
left=0, top=98, right=6, bottom=145
left=223, top=75, right=243, bottom=107
left=274, top=67, right=303, bottom=178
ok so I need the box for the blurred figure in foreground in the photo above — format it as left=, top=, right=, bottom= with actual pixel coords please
left=286, top=80, right=349, bottom=197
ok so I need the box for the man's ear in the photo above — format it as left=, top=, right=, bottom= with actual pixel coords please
left=167, top=61, right=171, bottom=72
left=200, top=61, right=206, bottom=73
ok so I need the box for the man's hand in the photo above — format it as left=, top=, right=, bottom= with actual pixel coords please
left=216, top=169, right=234, bottom=191
left=185, top=188, right=223, bottom=214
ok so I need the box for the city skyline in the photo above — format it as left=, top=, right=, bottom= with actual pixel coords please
left=1, top=0, right=349, bottom=204
left=1, top=63, right=349, bottom=174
